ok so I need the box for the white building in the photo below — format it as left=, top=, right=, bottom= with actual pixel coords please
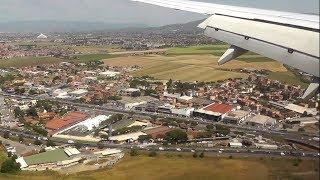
left=171, top=107, right=195, bottom=117
left=99, top=71, right=120, bottom=77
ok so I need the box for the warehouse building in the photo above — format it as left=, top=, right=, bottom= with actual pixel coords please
left=45, top=111, right=89, bottom=135
left=223, top=110, right=251, bottom=124
left=245, top=114, right=277, bottom=127
left=193, top=103, right=233, bottom=121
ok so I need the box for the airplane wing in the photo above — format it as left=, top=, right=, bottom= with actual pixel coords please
left=131, top=0, right=320, bottom=98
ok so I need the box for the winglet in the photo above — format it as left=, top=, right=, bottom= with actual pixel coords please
left=218, top=45, right=248, bottom=65
left=301, top=83, right=319, bottom=100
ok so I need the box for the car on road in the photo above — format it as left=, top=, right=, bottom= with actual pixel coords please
left=159, top=147, right=164, bottom=151
left=176, top=148, right=181, bottom=151
left=280, top=152, right=285, bottom=156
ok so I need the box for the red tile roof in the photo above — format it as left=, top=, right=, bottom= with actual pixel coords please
left=45, top=111, right=88, bottom=131
left=203, top=103, right=233, bottom=114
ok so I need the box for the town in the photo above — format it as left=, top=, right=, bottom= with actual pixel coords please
left=0, top=50, right=319, bottom=172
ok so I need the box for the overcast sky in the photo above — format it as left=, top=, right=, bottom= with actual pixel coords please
left=0, top=0, right=318, bottom=25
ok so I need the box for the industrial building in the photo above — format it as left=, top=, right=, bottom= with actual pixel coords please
left=193, top=103, right=233, bottom=121
left=223, top=110, right=251, bottom=124
left=245, top=114, right=277, bottom=127
left=45, top=111, right=89, bottom=134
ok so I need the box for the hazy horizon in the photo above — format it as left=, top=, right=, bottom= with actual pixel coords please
left=0, top=0, right=319, bottom=26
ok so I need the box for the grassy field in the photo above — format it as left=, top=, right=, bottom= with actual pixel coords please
left=0, top=54, right=118, bottom=68
left=0, top=146, right=8, bottom=165
left=268, top=71, right=309, bottom=88
left=0, top=56, right=64, bottom=68
left=104, top=54, right=287, bottom=82
left=167, top=45, right=274, bottom=63
left=0, top=154, right=318, bottom=180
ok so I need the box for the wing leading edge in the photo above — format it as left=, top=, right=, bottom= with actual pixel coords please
left=131, top=0, right=320, bottom=99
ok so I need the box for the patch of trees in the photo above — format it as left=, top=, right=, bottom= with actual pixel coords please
left=214, top=124, right=230, bottom=135
left=108, top=96, right=122, bottom=101
left=130, top=148, right=139, bottom=156
left=111, top=126, right=143, bottom=136
left=130, top=79, right=149, bottom=88
left=164, top=129, right=188, bottom=144
left=0, top=155, right=20, bottom=173
left=13, top=107, right=24, bottom=118
left=138, top=135, right=153, bottom=143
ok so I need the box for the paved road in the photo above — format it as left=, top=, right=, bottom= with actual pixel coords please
left=0, top=127, right=319, bottom=159
left=2, top=93, right=318, bottom=149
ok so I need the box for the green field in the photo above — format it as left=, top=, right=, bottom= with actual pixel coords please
left=0, top=56, right=64, bottom=68
left=73, top=54, right=118, bottom=62
left=0, top=54, right=118, bottom=68
left=0, top=154, right=318, bottom=180
left=167, top=45, right=274, bottom=63
left=268, top=71, right=309, bottom=88
left=104, top=54, right=287, bottom=82
left=23, top=149, right=69, bottom=166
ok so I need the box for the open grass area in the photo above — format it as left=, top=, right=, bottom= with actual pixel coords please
left=104, top=54, right=287, bottom=82
left=73, top=54, right=118, bottom=63
left=167, top=45, right=273, bottom=63
left=0, top=147, right=8, bottom=165
left=0, top=54, right=118, bottom=68
left=0, top=56, right=64, bottom=68
left=0, top=155, right=318, bottom=180
left=268, top=71, right=309, bottom=88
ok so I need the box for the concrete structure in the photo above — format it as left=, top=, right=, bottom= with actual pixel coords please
left=223, top=110, right=251, bottom=124
left=118, top=96, right=156, bottom=110
left=287, top=116, right=319, bottom=126
left=284, top=103, right=318, bottom=115
left=109, top=131, right=147, bottom=142
left=99, top=71, right=120, bottom=77
left=254, top=143, right=278, bottom=150
left=172, top=107, right=195, bottom=117
left=93, top=149, right=122, bottom=156
left=245, top=114, right=277, bottom=127
left=69, top=89, right=88, bottom=98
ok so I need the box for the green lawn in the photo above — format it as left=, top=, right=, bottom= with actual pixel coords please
left=23, top=149, right=69, bottom=166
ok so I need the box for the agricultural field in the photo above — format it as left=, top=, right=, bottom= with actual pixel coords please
left=10, top=41, right=122, bottom=54
left=166, top=45, right=274, bottom=63
left=0, top=155, right=318, bottom=180
left=104, top=54, right=288, bottom=82
left=0, top=56, right=64, bottom=68
left=0, top=54, right=118, bottom=68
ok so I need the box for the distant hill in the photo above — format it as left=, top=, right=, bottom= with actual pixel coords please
left=0, top=21, right=148, bottom=33
left=113, top=20, right=204, bottom=34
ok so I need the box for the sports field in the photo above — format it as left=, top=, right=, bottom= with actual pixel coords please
left=0, top=155, right=318, bottom=180
left=23, top=149, right=69, bottom=166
